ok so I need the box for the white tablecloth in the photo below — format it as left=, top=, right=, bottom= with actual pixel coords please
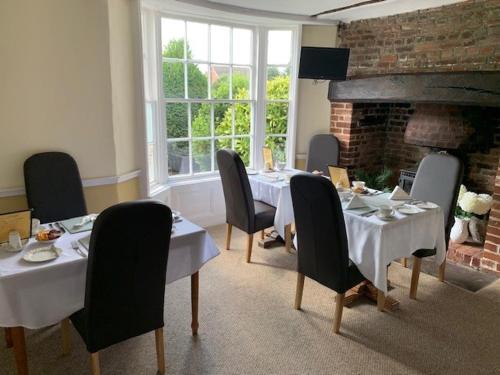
left=248, top=170, right=300, bottom=239
left=0, top=219, right=219, bottom=329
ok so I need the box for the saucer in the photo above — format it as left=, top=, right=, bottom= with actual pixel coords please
left=397, top=205, right=421, bottom=215
left=415, top=202, right=439, bottom=210
left=1, top=239, right=28, bottom=252
left=375, top=212, right=397, bottom=221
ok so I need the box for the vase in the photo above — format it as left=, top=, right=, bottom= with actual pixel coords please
left=469, top=216, right=487, bottom=244
left=450, top=217, right=469, bottom=244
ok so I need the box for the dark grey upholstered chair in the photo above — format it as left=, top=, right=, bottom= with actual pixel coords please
left=290, top=173, right=365, bottom=333
left=306, top=134, right=340, bottom=174
left=408, top=153, right=463, bottom=299
left=24, top=152, right=87, bottom=223
left=65, top=200, right=173, bottom=375
left=216, top=149, right=276, bottom=263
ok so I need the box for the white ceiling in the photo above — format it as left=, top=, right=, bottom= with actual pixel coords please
left=176, top=0, right=468, bottom=22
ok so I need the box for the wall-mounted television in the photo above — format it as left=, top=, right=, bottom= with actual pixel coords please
left=298, top=47, right=350, bottom=81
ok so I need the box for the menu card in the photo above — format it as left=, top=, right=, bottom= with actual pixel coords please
left=0, top=209, right=32, bottom=244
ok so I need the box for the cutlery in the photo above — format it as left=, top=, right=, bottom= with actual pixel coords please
left=361, top=209, right=378, bottom=217
left=71, top=241, right=86, bottom=257
left=55, top=222, right=66, bottom=233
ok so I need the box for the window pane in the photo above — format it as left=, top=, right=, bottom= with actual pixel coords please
left=191, top=103, right=211, bottom=137
left=265, top=136, right=287, bottom=163
left=163, top=61, right=185, bottom=98
left=234, top=103, right=250, bottom=135
left=187, top=22, right=208, bottom=61
left=166, top=103, right=188, bottom=138
left=214, top=103, right=232, bottom=136
left=168, top=141, right=189, bottom=176
left=233, top=137, right=250, bottom=166
left=232, top=66, right=250, bottom=100
left=146, top=103, right=156, bottom=183
left=211, top=25, right=230, bottom=63
left=161, top=18, right=185, bottom=59
left=192, top=140, right=212, bottom=173
left=267, top=67, right=289, bottom=99
left=266, top=102, right=288, bottom=134
left=187, top=63, right=208, bottom=99
left=232, top=28, right=252, bottom=65
left=267, top=30, right=292, bottom=65
left=211, top=65, right=230, bottom=99
left=214, top=138, right=232, bottom=170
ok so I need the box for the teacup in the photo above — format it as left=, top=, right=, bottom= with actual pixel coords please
left=8, top=231, right=23, bottom=250
left=352, top=181, right=366, bottom=189
left=378, top=205, right=394, bottom=218
left=31, top=218, right=41, bottom=236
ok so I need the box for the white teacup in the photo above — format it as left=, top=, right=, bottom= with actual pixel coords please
left=8, top=231, right=23, bottom=250
left=352, top=181, right=366, bottom=189
left=31, top=218, right=41, bottom=236
left=378, top=205, right=394, bottom=218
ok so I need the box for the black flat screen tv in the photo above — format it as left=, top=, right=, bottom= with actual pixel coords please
left=298, top=47, right=350, bottom=80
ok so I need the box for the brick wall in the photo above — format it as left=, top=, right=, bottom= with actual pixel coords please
left=339, top=0, right=500, bottom=77
left=481, top=164, right=500, bottom=273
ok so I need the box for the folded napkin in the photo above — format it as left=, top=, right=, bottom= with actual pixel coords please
left=345, top=195, right=368, bottom=209
left=389, top=186, right=411, bottom=200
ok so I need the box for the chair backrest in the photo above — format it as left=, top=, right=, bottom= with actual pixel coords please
left=24, top=152, right=87, bottom=223
left=290, top=173, right=351, bottom=293
left=410, top=153, right=463, bottom=244
left=306, top=134, right=340, bottom=173
left=216, top=149, right=255, bottom=233
left=83, top=200, right=172, bottom=353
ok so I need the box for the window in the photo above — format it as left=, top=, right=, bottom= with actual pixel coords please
left=142, top=11, right=299, bottom=185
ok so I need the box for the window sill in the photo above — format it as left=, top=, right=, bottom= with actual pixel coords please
left=149, top=174, right=222, bottom=198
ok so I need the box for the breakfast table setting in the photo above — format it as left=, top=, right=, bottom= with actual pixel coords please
left=0, top=211, right=220, bottom=375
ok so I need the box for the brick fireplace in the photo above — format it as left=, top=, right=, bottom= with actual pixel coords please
left=329, top=0, right=500, bottom=275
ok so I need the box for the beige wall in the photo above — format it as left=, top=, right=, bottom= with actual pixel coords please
left=295, top=25, right=338, bottom=169
left=0, top=0, right=143, bottom=213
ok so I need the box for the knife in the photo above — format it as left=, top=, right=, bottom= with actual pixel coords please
left=360, top=209, right=378, bottom=217
left=55, top=222, right=66, bottom=233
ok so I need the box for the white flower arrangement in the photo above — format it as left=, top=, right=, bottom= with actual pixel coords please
left=456, top=185, right=493, bottom=217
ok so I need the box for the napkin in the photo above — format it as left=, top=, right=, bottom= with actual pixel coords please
left=389, top=186, right=411, bottom=200
left=345, top=195, right=368, bottom=209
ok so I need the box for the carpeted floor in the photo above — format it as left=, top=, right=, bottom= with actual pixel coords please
left=1, top=224, right=500, bottom=374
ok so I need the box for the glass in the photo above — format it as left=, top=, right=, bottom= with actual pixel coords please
left=191, top=103, right=211, bottom=137
left=232, top=28, right=252, bottom=65
left=214, top=103, right=232, bottom=136
left=161, top=18, right=185, bottom=59
left=233, top=137, right=251, bottom=166
left=163, top=61, right=185, bottom=98
left=265, top=136, right=287, bottom=163
left=234, top=103, right=250, bottom=135
left=187, top=63, right=208, bottom=99
left=211, top=65, right=230, bottom=99
left=267, top=30, right=292, bottom=65
left=211, top=25, right=230, bottom=63
left=214, top=138, right=232, bottom=170
left=167, top=141, right=189, bottom=176
left=265, top=102, right=288, bottom=134
left=266, top=66, right=290, bottom=100
left=165, top=103, right=188, bottom=138
left=187, top=22, right=208, bottom=61
left=232, top=66, right=250, bottom=100
left=192, top=140, right=212, bottom=173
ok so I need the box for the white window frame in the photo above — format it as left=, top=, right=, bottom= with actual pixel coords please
left=142, top=9, right=300, bottom=188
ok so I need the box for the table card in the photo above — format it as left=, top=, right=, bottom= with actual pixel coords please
left=328, top=166, right=350, bottom=189
left=0, top=210, right=32, bottom=244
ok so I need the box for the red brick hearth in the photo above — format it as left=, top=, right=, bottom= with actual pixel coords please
left=330, top=0, right=500, bottom=275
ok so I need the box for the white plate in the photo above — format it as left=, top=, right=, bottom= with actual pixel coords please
left=375, top=212, right=397, bottom=221
left=246, top=169, right=258, bottom=175
left=415, top=202, right=439, bottom=210
left=397, top=206, right=421, bottom=215
left=23, top=246, right=62, bottom=262
left=1, top=239, right=29, bottom=252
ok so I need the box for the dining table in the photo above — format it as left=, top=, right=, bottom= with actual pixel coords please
left=0, top=216, right=220, bottom=375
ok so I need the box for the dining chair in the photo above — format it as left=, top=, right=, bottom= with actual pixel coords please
left=306, top=134, right=340, bottom=174
left=408, top=153, right=463, bottom=299
left=63, top=200, right=173, bottom=375
left=216, top=149, right=276, bottom=263
left=290, top=173, right=365, bottom=334
left=24, top=152, right=87, bottom=224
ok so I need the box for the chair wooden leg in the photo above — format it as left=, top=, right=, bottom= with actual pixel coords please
left=410, top=256, right=422, bottom=300
left=61, top=318, right=71, bottom=355
left=11, top=327, right=28, bottom=375
left=401, top=258, right=407, bottom=268
left=260, top=230, right=265, bottom=239
left=5, top=327, right=13, bottom=348
left=294, top=273, right=305, bottom=310
left=284, top=224, right=292, bottom=253
left=155, top=328, right=165, bottom=375
left=191, top=272, right=199, bottom=335
left=246, top=234, right=253, bottom=263
left=225, top=224, right=232, bottom=250
left=438, top=260, right=446, bottom=282
left=333, top=293, right=345, bottom=334
left=377, top=290, right=386, bottom=312
left=90, top=352, right=100, bottom=375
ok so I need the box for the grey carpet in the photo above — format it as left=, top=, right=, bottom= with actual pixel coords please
left=1, top=224, right=500, bottom=374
